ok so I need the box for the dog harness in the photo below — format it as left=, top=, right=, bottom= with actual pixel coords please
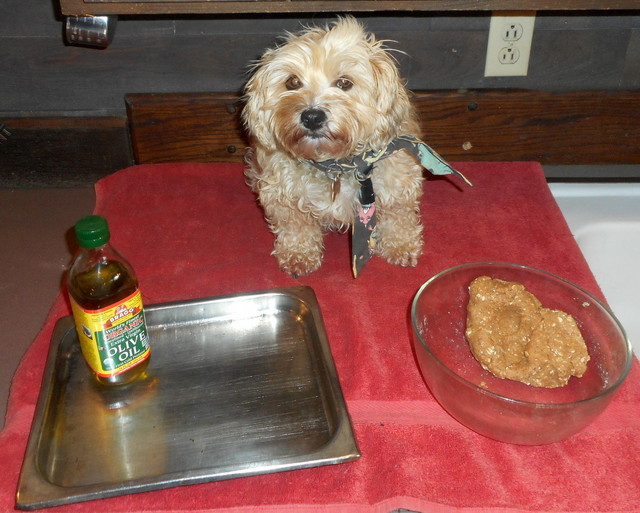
left=306, top=134, right=472, bottom=278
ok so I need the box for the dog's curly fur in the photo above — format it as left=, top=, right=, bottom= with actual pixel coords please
left=242, top=17, right=424, bottom=277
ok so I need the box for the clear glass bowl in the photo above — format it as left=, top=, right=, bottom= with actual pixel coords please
left=411, top=262, right=632, bottom=445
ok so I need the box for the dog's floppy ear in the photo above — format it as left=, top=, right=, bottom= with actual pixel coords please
left=242, top=55, right=278, bottom=151
left=368, top=44, right=414, bottom=143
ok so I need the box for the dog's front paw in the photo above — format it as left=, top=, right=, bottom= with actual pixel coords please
left=377, top=243, right=422, bottom=268
left=276, top=250, right=323, bottom=278
left=272, top=227, right=325, bottom=277
left=373, top=204, right=424, bottom=269
left=374, top=224, right=423, bottom=268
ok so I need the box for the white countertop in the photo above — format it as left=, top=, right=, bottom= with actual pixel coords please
left=550, top=182, right=640, bottom=354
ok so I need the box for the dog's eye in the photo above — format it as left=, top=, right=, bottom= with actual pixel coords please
left=334, top=77, right=353, bottom=91
left=285, top=76, right=303, bottom=90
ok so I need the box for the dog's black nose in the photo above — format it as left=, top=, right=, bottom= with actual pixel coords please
left=300, top=108, right=327, bottom=131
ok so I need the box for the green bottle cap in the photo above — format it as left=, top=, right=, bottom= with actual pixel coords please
left=75, top=215, right=110, bottom=248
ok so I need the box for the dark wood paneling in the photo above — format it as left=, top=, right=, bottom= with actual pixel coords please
left=126, top=93, right=244, bottom=164
left=415, top=90, right=640, bottom=164
left=126, top=90, right=640, bottom=166
left=60, top=0, right=640, bottom=16
left=3, top=16, right=638, bottom=114
left=0, top=117, right=132, bottom=187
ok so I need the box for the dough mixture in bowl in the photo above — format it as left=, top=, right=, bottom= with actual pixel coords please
left=465, top=276, right=590, bottom=388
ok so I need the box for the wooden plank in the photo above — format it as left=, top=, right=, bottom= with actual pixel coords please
left=126, top=90, right=640, bottom=166
left=125, top=93, right=244, bottom=164
left=0, top=116, right=133, bottom=187
left=60, top=0, right=640, bottom=15
left=6, top=28, right=634, bottom=115
left=414, top=90, right=640, bottom=164
left=7, top=117, right=127, bottom=129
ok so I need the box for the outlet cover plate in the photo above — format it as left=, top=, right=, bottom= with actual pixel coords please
left=484, top=12, right=536, bottom=77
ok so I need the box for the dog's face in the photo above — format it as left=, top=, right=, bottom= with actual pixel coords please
left=243, top=17, right=413, bottom=162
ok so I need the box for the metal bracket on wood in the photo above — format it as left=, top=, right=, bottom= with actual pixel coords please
left=0, top=123, right=11, bottom=143
left=65, top=15, right=118, bottom=48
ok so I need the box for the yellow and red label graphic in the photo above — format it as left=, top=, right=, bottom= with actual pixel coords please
left=70, top=290, right=150, bottom=377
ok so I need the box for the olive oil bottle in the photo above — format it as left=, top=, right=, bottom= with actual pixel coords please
left=68, top=215, right=150, bottom=385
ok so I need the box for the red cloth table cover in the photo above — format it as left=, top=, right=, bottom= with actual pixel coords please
left=2, top=162, right=639, bottom=512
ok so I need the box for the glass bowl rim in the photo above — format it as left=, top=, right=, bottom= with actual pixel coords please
left=410, top=261, right=633, bottom=408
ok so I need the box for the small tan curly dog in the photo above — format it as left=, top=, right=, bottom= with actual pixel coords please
left=242, top=17, right=425, bottom=277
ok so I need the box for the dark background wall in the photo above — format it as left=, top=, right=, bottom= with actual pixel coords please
left=1, top=1, right=639, bottom=117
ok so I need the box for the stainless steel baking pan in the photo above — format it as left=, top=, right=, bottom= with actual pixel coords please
left=17, top=286, right=360, bottom=510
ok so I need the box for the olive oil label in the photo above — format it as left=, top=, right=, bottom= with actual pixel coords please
left=70, top=290, right=150, bottom=377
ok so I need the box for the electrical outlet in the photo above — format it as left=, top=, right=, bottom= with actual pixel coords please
left=484, top=12, right=536, bottom=77
left=499, top=46, right=520, bottom=64
left=502, top=22, right=524, bottom=42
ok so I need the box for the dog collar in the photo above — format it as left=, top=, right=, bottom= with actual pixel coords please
left=306, top=134, right=472, bottom=278
left=306, top=134, right=472, bottom=202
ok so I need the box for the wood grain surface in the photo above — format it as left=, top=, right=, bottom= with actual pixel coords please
left=126, top=90, right=640, bottom=165
left=0, top=116, right=132, bottom=187
left=61, top=0, right=640, bottom=15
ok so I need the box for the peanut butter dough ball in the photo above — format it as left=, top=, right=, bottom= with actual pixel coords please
left=465, top=276, right=590, bottom=388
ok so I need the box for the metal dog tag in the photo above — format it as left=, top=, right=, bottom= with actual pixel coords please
left=331, top=178, right=341, bottom=202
